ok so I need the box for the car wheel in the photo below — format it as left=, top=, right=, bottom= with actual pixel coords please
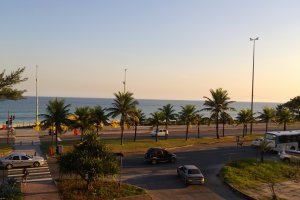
left=6, top=164, right=13, bottom=170
left=151, top=159, right=157, bottom=165
left=170, top=158, right=176, bottom=163
left=33, top=162, right=40, bottom=167
left=283, top=158, right=290, bottom=164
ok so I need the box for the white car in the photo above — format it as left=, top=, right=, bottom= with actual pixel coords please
left=279, top=150, right=300, bottom=164
left=251, top=137, right=264, bottom=147
left=149, top=129, right=169, bottom=137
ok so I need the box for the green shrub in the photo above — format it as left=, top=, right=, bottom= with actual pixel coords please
left=57, top=179, right=145, bottom=200
left=0, top=178, right=22, bottom=200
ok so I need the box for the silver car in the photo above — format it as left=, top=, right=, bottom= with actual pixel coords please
left=279, top=150, right=300, bottom=164
left=177, top=165, right=205, bottom=185
left=0, top=152, right=45, bottom=169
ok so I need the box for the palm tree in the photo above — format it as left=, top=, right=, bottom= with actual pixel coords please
left=159, top=104, right=176, bottom=131
left=194, top=113, right=204, bottom=138
left=130, top=109, right=146, bottom=142
left=220, top=111, right=234, bottom=137
left=179, top=104, right=199, bottom=141
left=40, top=98, right=71, bottom=148
left=202, top=88, right=235, bottom=139
left=72, top=107, right=94, bottom=139
left=236, top=109, right=253, bottom=137
left=276, top=107, right=294, bottom=131
left=107, top=91, right=138, bottom=145
left=257, top=107, right=276, bottom=132
left=91, top=106, right=109, bottom=135
left=148, top=111, right=164, bottom=142
left=259, top=139, right=271, bottom=163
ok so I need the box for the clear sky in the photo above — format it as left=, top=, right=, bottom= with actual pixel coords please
left=1, top=0, right=300, bottom=103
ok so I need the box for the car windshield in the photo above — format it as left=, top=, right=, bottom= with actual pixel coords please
left=188, top=169, right=200, bottom=174
left=26, top=154, right=33, bottom=158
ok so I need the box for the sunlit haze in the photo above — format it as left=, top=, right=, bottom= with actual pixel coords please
left=1, top=1, right=300, bottom=103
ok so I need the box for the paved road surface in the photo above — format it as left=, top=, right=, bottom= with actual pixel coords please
left=122, top=145, right=275, bottom=200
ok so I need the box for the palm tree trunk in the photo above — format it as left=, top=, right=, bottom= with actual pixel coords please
left=134, top=124, right=137, bottom=142
left=260, top=151, right=264, bottom=163
left=222, top=123, right=225, bottom=137
left=55, top=125, right=58, bottom=148
left=185, top=124, right=189, bottom=141
left=284, top=122, right=286, bottom=131
left=120, top=120, right=124, bottom=145
left=165, top=120, right=168, bottom=140
left=156, top=125, right=158, bottom=142
left=197, top=123, right=200, bottom=138
left=265, top=121, right=268, bottom=132
left=81, top=127, right=84, bottom=140
left=165, top=120, right=168, bottom=130
left=216, top=116, right=219, bottom=139
left=243, top=124, right=246, bottom=137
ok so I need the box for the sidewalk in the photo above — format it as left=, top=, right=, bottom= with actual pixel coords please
left=13, top=129, right=61, bottom=200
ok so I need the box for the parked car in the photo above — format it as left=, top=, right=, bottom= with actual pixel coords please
left=149, top=129, right=169, bottom=137
left=251, top=137, right=264, bottom=147
left=0, top=152, right=45, bottom=169
left=279, top=150, right=300, bottom=164
left=144, top=147, right=176, bottom=164
left=177, top=165, right=205, bottom=185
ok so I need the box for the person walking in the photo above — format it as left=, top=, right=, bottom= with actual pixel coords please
left=22, top=167, right=29, bottom=183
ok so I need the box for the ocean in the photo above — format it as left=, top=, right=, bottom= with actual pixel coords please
left=0, top=96, right=280, bottom=125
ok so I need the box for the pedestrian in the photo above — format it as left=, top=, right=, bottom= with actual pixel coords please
left=22, top=167, right=29, bottom=183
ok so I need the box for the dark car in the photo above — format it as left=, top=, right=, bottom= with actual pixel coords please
left=144, top=147, right=176, bottom=164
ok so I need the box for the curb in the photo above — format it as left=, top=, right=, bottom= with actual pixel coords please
left=222, top=179, right=256, bottom=200
left=116, top=194, right=153, bottom=200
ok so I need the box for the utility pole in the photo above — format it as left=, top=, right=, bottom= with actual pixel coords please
left=250, top=37, right=259, bottom=134
left=36, top=65, right=39, bottom=125
left=123, top=68, right=127, bottom=93
left=7, top=111, right=9, bottom=144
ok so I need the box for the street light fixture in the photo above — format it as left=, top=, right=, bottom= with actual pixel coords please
left=250, top=37, right=259, bottom=134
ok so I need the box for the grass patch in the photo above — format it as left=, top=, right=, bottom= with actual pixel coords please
left=0, top=144, right=13, bottom=157
left=220, top=158, right=300, bottom=190
left=57, top=179, right=145, bottom=200
left=40, top=134, right=262, bottom=156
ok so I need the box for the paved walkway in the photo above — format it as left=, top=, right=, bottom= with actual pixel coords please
left=13, top=129, right=61, bottom=200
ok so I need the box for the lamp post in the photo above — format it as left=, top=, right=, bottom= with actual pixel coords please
left=36, top=65, right=39, bottom=125
left=250, top=37, right=259, bottom=134
left=123, top=68, right=127, bottom=93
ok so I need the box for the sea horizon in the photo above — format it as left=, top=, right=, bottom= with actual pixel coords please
left=0, top=96, right=282, bottom=125
left=30, top=95, right=283, bottom=104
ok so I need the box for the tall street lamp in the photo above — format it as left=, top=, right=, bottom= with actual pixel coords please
left=250, top=37, right=259, bottom=134
left=123, top=68, right=127, bottom=93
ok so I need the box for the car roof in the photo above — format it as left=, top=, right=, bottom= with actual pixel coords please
left=183, top=165, right=199, bottom=169
left=9, top=153, right=27, bottom=156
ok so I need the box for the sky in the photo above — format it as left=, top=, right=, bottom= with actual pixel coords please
left=1, top=0, right=300, bottom=103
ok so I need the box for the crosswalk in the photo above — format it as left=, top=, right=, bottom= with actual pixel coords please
left=6, top=162, right=53, bottom=183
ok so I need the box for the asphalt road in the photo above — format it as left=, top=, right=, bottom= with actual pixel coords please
left=58, top=122, right=300, bottom=140
left=121, top=144, right=274, bottom=200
